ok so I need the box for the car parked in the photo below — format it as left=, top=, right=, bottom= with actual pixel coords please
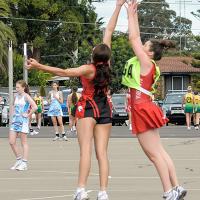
left=112, top=94, right=128, bottom=126
left=0, top=92, right=9, bottom=126
left=162, top=92, right=186, bottom=125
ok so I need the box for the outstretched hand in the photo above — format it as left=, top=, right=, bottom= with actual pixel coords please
left=125, top=0, right=138, bottom=15
left=116, top=0, right=126, bottom=6
left=26, top=58, right=40, bottom=70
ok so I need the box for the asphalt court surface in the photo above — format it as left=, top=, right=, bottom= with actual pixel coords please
left=0, top=135, right=200, bottom=200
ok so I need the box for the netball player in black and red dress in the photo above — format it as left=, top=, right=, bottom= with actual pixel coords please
left=27, top=1, right=126, bottom=199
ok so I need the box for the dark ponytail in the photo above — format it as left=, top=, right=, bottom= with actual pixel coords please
left=71, top=87, right=78, bottom=105
left=150, top=39, right=176, bottom=61
left=92, top=44, right=111, bottom=95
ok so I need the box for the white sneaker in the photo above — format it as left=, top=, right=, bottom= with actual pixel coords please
left=72, top=126, right=77, bottom=131
left=62, top=135, right=68, bottom=141
left=195, top=126, right=199, bottom=130
left=174, top=186, right=187, bottom=200
left=187, top=126, right=191, bottom=130
left=97, top=191, right=109, bottom=200
left=10, top=159, right=22, bottom=170
left=73, top=189, right=89, bottom=200
left=125, top=120, right=129, bottom=126
left=163, top=189, right=179, bottom=200
left=16, top=161, right=28, bottom=171
left=53, top=136, right=60, bottom=141
left=32, top=130, right=39, bottom=135
left=129, top=124, right=132, bottom=131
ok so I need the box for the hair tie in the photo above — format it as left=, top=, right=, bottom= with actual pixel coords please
left=95, top=62, right=109, bottom=66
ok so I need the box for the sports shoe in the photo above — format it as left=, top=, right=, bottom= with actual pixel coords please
left=30, top=130, right=39, bottom=135
left=10, top=159, right=22, bottom=170
left=195, top=126, right=199, bottom=130
left=97, top=191, right=109, bottom=200
left=16, top=161, right=28, bottom=171
left=163, top=189, right=179, bottom=200
left=62, top=135, right=68, bottom=141
left=129, top=124, right=132, bottom=131
left=174, top=186, right=187, bottom=200
left=125, top=120, right=129, bottom=126
left=187, top=126, right=191, bottom=130
left=72, top=126, right=77, bottom=131
left=53, top=136, right=60, bottom=141
left=73, top=189, right=89, bottom=200
left=29, top=128, right=34, bottom=133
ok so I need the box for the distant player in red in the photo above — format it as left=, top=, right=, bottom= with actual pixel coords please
left=26, top=1, right=126, bottom=199
left=123, top=1, right=187, bottom=200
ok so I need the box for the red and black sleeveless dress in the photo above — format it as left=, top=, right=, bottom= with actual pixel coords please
left=130, top=65, right=168, bottom=134
left=75, top=64, right=112, bottom=124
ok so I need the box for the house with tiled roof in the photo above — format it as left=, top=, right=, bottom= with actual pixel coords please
left=157, top=56, right=200, bottom=98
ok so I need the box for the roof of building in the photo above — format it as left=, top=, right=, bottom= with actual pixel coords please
left=157, top=56, right=200, bottom=73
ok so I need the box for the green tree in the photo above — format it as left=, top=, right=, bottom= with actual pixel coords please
left=138, top=0, right=192, bottom=51
left=0, top=0, right=15, bottom=71
left=111, top=32, right=133, bottom=92
left=191, top=36, right=200, bottom=68
left=8, top=0, right=101, bottom=68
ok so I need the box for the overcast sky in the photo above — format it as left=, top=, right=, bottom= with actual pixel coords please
left=93, top=0, right=200, bottom=35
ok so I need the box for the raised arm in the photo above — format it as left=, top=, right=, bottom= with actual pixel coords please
left=126, top=1, right=152, bottom=70
left=103, top=0, right=126, bottom=48
left=26, top=59, right=94, bottom=77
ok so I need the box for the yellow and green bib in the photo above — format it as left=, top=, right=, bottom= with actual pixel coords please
left=184, top=93, right=194, bottom=113
left=122, top=57, right=160, bottom=96
left=194, top=94, right=200, bottom=113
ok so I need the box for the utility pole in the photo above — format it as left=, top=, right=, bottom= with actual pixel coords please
left=23, top=43, right=28, bottom=83
left=8, top=40, right=13, bottom=126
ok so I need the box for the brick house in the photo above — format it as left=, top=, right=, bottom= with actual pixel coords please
left=156, top=56, right=200, bottom=99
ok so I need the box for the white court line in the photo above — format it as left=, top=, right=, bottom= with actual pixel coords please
left=109, top=176, right=200, bottom=179
left=2, top=158, right=200, bottom=162
left=1, top=176, right=200, bottom=180
left=17, top=190, right=93, bottom=200
left=1, top=189, right=200, bottom=193
left=30, top=158, right=200, bottom=161
left=17, top=194, right=72, bottom=200
left=0, top=169, right=99, bottom=176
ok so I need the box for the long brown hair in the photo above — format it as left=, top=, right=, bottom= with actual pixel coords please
left=92, top=44, right=111, bottom=95
left=52, top=81, right=60, bottom=91
left=71, top=86, right=78, bottom=105
left=150, top=39, right=176, bottom=61
left=16, top=80, right=30, bottom=95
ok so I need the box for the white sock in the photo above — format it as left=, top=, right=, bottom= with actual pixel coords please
left=98, top=190, right=106, bottom=195
left=16, top=156, right=22, bottom=161
left=164, top=188, right=173, bottom=195
left=76, top=187, right=85, bottom=193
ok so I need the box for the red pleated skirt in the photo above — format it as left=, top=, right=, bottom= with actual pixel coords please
left=131, top=101, right=168, bottom=134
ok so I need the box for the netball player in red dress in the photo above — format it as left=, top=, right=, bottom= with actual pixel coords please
left=124, top=1, right=187, bottom=200
left=27, top=1, right=126, bottom=199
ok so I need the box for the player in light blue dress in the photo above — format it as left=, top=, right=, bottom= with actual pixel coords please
left=9, top=80, right=37, bottom=171
left=47, top=81, right=67, bottom=141
left=10, top=94, right=30, bottom=134
left=48, top=91, right=63, bottom=117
